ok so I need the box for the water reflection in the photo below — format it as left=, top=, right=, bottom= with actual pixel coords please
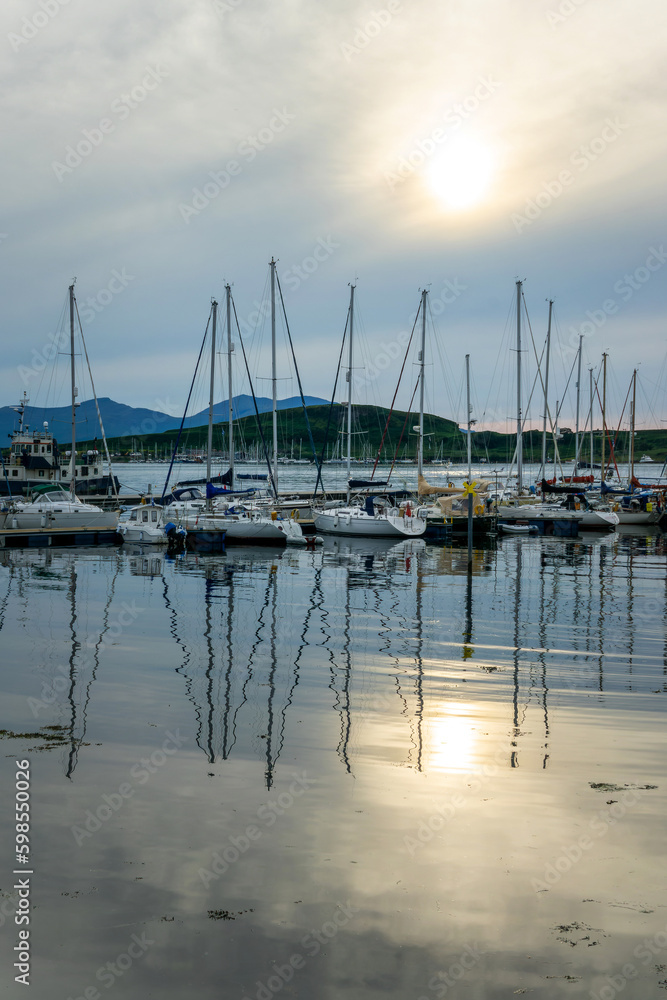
left=1, top=532, right=667, bottom=998
left=2, top=530, right=666, bottom=784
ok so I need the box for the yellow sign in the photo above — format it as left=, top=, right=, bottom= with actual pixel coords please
left=462, top=481, right=478, bottom=495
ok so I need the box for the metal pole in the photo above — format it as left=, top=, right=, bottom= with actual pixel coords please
left=270, top=258, right=278, bottom=495
left=589, top=368, right=594, bottom=473
left=465, top=353, right=472, bottom=482
left=346, top=284, right=355, bottom=504
left=540, top=299, right=553, bottom=483
left=418, top=289, right=427, bottom=478
left=629, top=368, right=636, bottom=483
left=206, top=299, right=217, bottom=504
left=69, top=282, right=76, bottom=499
left=601, top=352, right=607, bottom=481
left=516, top=280, right=523, bottom=493
left=226, top=284, right=234, bottom=490
left=574, top=333, right=583, bottom=473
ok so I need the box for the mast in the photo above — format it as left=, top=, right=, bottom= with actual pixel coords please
left=601, top=352, right=607, bottom=480
left=226, top=284, right=234, bottom=490
left=516, top=280, right=523, bottom=492
left=417, top=289, right=427, bottom=477
left=540, top=299, right=553, bottom=481
left=69, top=282, right=77, bottom=499
left=589, top=368, right=594, bottom=472
left=574, top=333, right=583, bottom=473
left=206, top=299, right=217, bottom=504
left=465, top=353, right=472, bottom=482
left=270, top=258, right=278, bottom=495
left=629, top=368, right=637, bottom=483
left=346, top=284, right=355, bottom=504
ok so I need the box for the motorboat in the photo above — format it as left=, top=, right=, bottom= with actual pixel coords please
left=118, top=504, right=169, bottom=544
left=9, top=484, right=119, bottom=530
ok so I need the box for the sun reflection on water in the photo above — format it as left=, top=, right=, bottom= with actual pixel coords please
left=426, top=703, right=479, bottom=773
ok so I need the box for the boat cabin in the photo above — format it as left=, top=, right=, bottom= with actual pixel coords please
left=128, top=506, right=163, bottom=524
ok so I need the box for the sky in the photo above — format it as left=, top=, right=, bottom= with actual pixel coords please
left=1, top=0, right=666, bottom=435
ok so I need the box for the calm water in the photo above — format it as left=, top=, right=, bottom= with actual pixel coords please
left=1, top=531, right=666, bottom=998
left=115, top=459, right=667, bottom=496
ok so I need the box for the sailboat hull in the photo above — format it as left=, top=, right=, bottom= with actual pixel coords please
left=314, top=508, right=426, bottom=538
left=180, top=512, right=304, bottom=544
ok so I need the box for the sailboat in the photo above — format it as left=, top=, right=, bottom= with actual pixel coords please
left=164, top=274, right=304, bottom=545
left=314, top=285, right=426, bottom=539
left=9, top=284, right=119, bottom=531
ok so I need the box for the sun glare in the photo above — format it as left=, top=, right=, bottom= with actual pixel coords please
left=426, top=136, right=496, bottom=211
left=426, top=705, right=478, bottom=773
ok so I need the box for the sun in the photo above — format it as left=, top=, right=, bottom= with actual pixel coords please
left=426, top=136, right=496, bottom=211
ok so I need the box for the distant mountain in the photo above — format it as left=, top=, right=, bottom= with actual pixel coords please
left=184, top=395, right=329, bottom=430
left=0, top=395, right=330, bottom=445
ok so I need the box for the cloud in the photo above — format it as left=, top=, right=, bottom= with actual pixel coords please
left=1, top=0, right=665, bottom=428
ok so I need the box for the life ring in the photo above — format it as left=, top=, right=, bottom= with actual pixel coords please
left=474, top=504, right=484, bottom=516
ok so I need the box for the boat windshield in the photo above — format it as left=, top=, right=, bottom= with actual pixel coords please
left=30, top=490, right=72, bottom=504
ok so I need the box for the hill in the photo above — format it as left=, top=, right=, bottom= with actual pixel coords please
left=73, top=406, right=667, bottom=467
left=0, top=395, right=329, bottom=445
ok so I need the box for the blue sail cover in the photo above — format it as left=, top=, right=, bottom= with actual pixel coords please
left=600, top=480, right=632, bottom=495
left=206, top=483, right=257, bottom=499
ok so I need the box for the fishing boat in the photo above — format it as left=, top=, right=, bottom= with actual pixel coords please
left=6, top=284, right=120, bottom=531
left=1, top=395, right=118, bottom=498
left=2, top=282, right=120, bottom=499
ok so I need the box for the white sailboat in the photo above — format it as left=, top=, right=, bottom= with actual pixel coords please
left=165, top=276, right=304, bottom=546
left=9, top=284, right=119, bottom=532
left=314, top=496, right=426, bottom=538
left=314, top=285, right=426, bottom=539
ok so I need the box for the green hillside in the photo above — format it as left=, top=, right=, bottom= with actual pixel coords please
left=69, top=404, right=667, bottom=466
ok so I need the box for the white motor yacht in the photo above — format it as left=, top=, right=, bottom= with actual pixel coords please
left=10, top=485, right=119, bottom=530
left=118, top=504, right=169, bottom=544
